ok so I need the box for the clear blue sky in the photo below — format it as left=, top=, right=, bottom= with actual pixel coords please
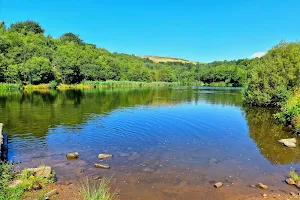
left=0, top=0, right=299, bottom=62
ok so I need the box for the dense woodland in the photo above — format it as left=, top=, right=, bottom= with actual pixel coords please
left=0, top=20, right=252, bottom=86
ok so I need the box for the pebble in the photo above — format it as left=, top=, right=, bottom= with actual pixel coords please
left=44, top=189, right=58, bottom=199
left=98, top=154, right=113, bottom=159
left=94, top=163, right=110, bottom=169
left=258, top=183, right=268, bottom=190
left=66, top=152, right=79, bottom=159
left=214, top=182, right=223, bottom=188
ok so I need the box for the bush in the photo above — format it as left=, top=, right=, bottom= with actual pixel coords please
left=275, top=88, right=300, bottom=126
left=244, top=41, right=300, bottom=107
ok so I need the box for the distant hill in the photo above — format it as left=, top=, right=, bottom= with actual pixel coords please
left=139, top=55, right=197, bottom=64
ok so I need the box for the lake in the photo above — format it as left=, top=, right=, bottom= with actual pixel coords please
left=0, top=86, right=298, bottom=199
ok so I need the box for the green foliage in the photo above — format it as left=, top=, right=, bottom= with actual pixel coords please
left=22, top=57, right=52, bottom=84
left=0, top=164, right=56, bottom=200
left=79, top=177, right=118, bottom=200
left=0, top=20, right=250, bottom=88
left=290, top=169, right=300, bottom=181
left=0, top=21, right=6, bottom=34
left=49, top=80, right=58, bottom=89
left=244, top=41, right=300, bottom=106
left=60, top=32, right=83, bottom=44
left=9, top=20, right=44, bottom=35
left=275, top=88, right=300, bottom=126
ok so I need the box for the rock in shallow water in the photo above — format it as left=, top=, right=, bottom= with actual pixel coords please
left=286, top=178, right=295, bottom=185
left=208, top=158, right=218, bottom=166
left=258, top=183, right=268, bottom=189
left=214, top=182, right=223, bottom=188
left=66, top=152, right=79, bottom=159
left=278, top=138, right=297, bottom=144
left=94, top=163, right=110, bottom=169
left=98, top=154, right=113, bottom=159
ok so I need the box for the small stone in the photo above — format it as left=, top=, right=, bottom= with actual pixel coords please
left=94, top=163, right=110, bottom=169
left=290, top=192, right=296, bottom=196
left=286, top=178, right=295, bottom=185
left=249, top=184, right=256, bottom=188
left=98, top=154, right=113, bottom=159
left=214, top=182, right=223, bottom=188
left=44, top=189, right=58, bottom=198
left=66, top=152, right=79, bottom=159
left=209, top=158, right=218, bottom=166
left=261, top=193, right=267, bottom=198
left=258, top=183, right=268, bottom=189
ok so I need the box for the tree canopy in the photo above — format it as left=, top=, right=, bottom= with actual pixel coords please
left=0, top=20, right=254, bottom=86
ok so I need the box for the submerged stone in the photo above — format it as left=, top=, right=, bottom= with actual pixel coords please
left=94, top=163, right=110, bottom=169
left=66, top=152, right=79, bottom=159
left=98, top=153, right=113, bottom=159
left=258, top=183, right=268, bottom=189
left=209, top=158, right=218, bottom=166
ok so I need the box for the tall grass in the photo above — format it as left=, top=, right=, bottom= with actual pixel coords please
left=79, top=177, right=118, bottom=200
left=0, top=83, right=22, bottom=91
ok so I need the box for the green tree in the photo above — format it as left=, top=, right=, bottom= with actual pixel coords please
left=9, top=20, right=44, bottom=35
left=22, top=57, right=52, bottom=84
left=60, top=33, right=83, bottom=44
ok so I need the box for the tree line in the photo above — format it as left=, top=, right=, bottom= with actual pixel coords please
left=0, top=20, right=252, bottom=86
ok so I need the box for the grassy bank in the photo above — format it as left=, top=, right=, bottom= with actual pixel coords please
left=0, top=81, right=182, bottom=91
left=0, top=163, right=56, bottom=200
left=0, top=81, right=243, bottom=91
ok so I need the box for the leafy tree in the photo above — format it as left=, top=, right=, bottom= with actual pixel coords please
left=22, top=57, right=52, bottom=84
left=9, top=20, right=44, bottom=35
left=60, top=33, right=83, bottom=44
left=0, top=21, right=6, bottom=34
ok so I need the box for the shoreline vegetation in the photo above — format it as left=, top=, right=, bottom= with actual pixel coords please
left=0, top=80, right=239, bottom=91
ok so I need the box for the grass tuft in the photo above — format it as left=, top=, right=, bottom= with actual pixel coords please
left=79, top=177, right=118, bottom=200
left=290, top=169, right=300, bottom=181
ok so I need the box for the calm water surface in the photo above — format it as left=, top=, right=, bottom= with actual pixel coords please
left=0, top=87, right=299, bottom=199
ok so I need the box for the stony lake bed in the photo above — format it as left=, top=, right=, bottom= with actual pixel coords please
left=1, top=86, right=300, bottom=199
